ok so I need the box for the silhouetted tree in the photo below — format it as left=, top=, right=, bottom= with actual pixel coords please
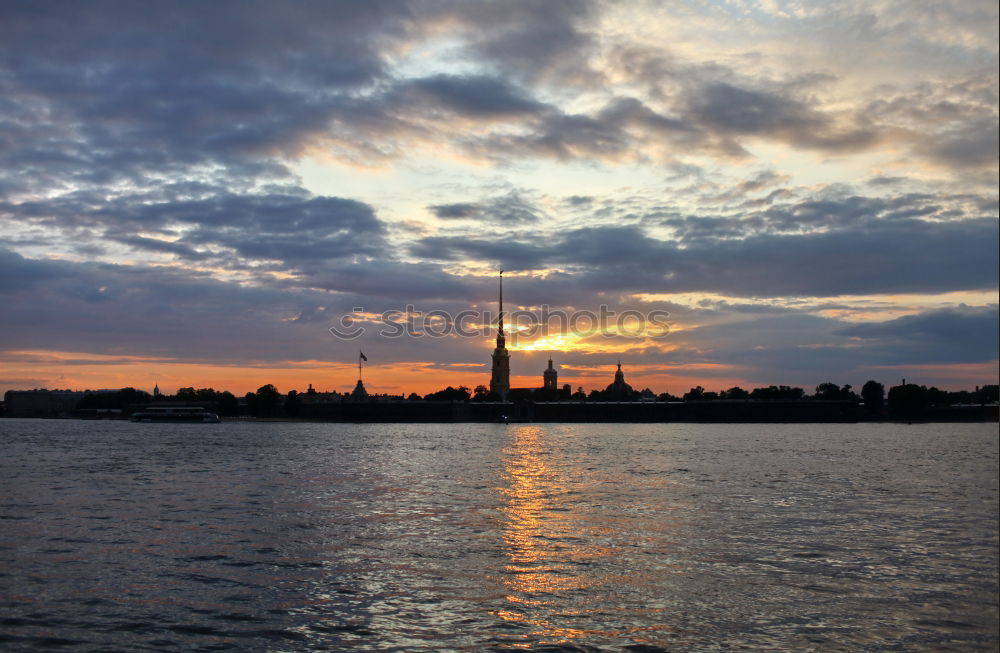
left=683, top=386, right=706, bottom=401
left=814, top=383, right=858, bottom=401
left=888, top=383, right=928, bottom=419
left=284, top=389, right=301, bottom=417
left=175, top=387, right=196, bottom=401
left=407, top=392, right=422, bottom=401
left=424, top=386, right=471, bottom=401
left=572, top=387, right=586, bottom=400
left=750, top=385, right=805, bottom=400
left=860, top=380, right=884, bottom=414
left=814, top=383, right=842, bottom=400
left=118, top=387, right=150, bottom=406
left=194, top=388, right=218, bottom=401
left=721, top=386, right=749, bottom=399
left=472, top=385, right=489, bottom=402
left=218, top=391, right=239, bottom=416
left=250, top=384, right=281, bottom=417
left=657, top=392, right=679, bottom=401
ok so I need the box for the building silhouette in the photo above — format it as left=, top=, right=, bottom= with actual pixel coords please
left=604, top=361, right=635, bottom=399
left=349, top=379, right=368, bottom=401
left=543, top=357, right=558, bottom=390
left=489, top=270, right=510, bottom=401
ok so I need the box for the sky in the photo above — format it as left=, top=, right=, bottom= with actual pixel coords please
left=1, top=0, right=997, bottom=397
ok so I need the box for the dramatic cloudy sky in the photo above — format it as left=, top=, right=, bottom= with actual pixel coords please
left=1, top=0, right=997, bottom=396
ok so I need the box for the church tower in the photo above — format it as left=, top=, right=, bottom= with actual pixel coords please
left=489, top=270, right=510, bottom=401
left=543, top=357, right=557, bottom=390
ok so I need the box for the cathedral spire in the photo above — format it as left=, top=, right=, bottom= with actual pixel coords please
left=490, top=269, right=510, bottom=400
left=496, top=270, right=506, bottom=348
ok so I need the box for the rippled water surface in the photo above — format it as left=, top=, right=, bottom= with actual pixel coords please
left=1, top=420, right=997, bottom=651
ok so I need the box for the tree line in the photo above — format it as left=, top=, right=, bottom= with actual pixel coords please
left=75, top=381, right=998, bottom=419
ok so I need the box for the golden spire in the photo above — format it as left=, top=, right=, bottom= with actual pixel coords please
left=499, top=269, right=504, bottom=333
left=496, top=269, right=505, bottom=347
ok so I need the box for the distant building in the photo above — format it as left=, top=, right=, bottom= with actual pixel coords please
left=301, top=390, right=341, bottom=404
left=604, top=362, right=635, bottom=399
left=489, top=271, right=510, bottom=400
left=543, top=358, right=558, bottom=390
left=153, top=383, right=160, bottom=398
left=349, top=379, right=369, bottom=401
left=4, top=389, right=85, bottom=418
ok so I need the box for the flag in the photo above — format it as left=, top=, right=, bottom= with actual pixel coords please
left=359, top=351, right=367, bottom=361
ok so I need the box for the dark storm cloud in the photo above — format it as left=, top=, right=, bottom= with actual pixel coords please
left=444, top=0, right=599, bottom=85
left=473, top=111, right=633, bottom=161
left=0, top=248, right=74, bottom=292
left=426, top=193, right=543, bottom=224
left=2, top=0, right=993, bottom=204
left=0, top=0, right=621, bottom=196
left=0, top=253, right=341, bottom=362
left=412, top=216, right=999, bottom=297
left=446, top=76, right=879, bottom=164
left=838, top=305, right=998, bottom=343
left=863, top=72, right=999, bottom=171
left=655, top=192, right=973, bottom=243
left=593, top=218, right=998, bottom=297
left=661, top=304, right=998, bottom=389
left=837, top=306, right=999, bottom=364
left=0, top=0, right=415, bottom=195
left=301, top=260, right=477, bottom=302
left=922, top=119, right=999, bottom=168
left=2, top=191, right=387, bottom=267
left=691, top=83, right=822, bottom=134
left=411, top=236, right=544, bottom=268
left=110, top=236, right=208, bottom=261
left=396, top=74, right=548, bottom=118
left=175, top=194, right=387, bottom=263
left=428, top=204, right=479, bottom=219
left=684, top=82, right=877, bottom=153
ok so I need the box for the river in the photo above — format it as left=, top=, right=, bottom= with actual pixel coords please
left=1, top=420, right=996, bottom=651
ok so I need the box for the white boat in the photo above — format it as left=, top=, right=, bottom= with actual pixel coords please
left=130, top=406, right=221, bottom=423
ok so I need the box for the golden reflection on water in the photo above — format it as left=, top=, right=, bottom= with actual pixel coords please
left=496, top=425, right=618, bottom=645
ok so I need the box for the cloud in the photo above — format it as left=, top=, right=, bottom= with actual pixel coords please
left=0, top=1, right=425, bottom=198
left=2, top=190, right=388, bottom=270
left=0, top=248, right=74, bottom=292
left=411, top=212, right=999, bottom=297
left=395, top=74, right=548, bottom=119
left=428, top=203, right=479, bottom=220
left=426, top=192, right=543, bottom=224
left=863, top=71, right=999, bottom=172
left=837, top=305, right=999, bottom=364
left=0, top=1, right=995, bottom=394
left=446, top=0, right=600, bottom=85
left=922, top=119, right=999, bottom=168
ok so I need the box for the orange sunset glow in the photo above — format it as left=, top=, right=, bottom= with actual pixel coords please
left=0, top=0, right=995, bottom=399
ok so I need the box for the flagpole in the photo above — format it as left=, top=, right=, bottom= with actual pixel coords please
left=358, top=350, right=362, bottom=382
